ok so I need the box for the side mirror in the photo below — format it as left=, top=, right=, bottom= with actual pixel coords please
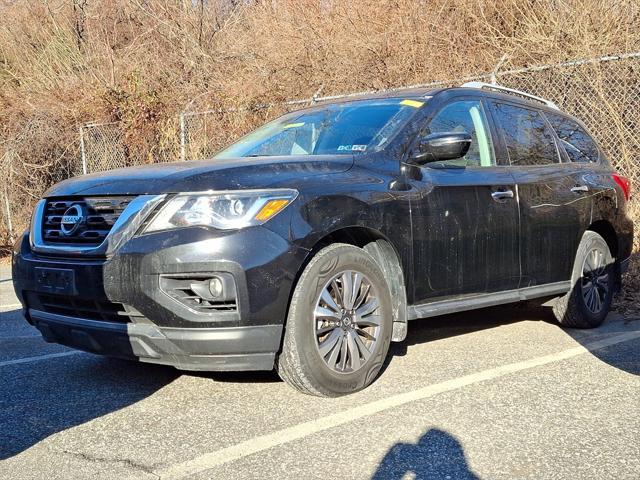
left=412, top=132, right=472, bottom=164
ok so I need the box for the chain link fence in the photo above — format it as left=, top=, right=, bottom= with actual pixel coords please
left=79, top=122, right=126, bottom=174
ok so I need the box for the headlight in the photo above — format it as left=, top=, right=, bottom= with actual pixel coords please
left=143, top=189, right=298, bottom=233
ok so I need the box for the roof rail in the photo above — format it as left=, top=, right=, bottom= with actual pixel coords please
left=461, top=81, right=560, bottom=110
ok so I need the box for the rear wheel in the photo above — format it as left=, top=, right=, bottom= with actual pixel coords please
left=553, top=231, right=614, bottom=329
left=277, top=243, right=393, bottom=396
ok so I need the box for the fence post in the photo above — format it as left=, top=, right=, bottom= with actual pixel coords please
left=491, top=54, right=509, bottom=85
left=3, top=184, right=13, bottom=242
left=79, top=125, right=87, bottom=174
left=180, top=112, right=186, bottom=162
left=310, top=85, right=325, bottom=105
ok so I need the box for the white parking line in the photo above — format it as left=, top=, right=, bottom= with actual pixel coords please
left=0, top=351, right=83, bottom=367
left=156, top=330, right=640, bottom=480
left=1, top=304, right=22, bottom=313
left=0, top=303, right=22, bottom=310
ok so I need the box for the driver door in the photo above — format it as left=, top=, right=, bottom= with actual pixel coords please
left=408, top=97, right=521, bottom=304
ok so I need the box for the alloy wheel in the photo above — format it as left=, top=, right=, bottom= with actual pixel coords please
left=313, top=270, right=381, bottom=374
left=580, top=247, right=610, bottom=314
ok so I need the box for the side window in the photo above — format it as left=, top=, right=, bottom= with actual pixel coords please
left=492, top=102, right=559, bottom=166
left=426, top=100, right=495, bottom=167
left=544, top=112, right=600, bottom=163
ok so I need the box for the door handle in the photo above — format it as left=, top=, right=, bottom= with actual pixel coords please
left=571, top=185, right=589, bottom=193
left=491, top=190, right=514, bottom=201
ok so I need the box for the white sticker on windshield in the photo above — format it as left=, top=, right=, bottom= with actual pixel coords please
left=338, top=145, right=367, bottom=152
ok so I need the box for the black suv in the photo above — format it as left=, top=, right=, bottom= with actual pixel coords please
left=12, top=83, right=634, bottom=396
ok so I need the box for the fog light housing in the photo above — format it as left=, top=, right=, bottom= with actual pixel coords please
left=208, top=277, right=224, bottom=298
left=160, top=273, right=238, bottom=313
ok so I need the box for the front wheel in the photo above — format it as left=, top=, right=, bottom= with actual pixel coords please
left=553, top=231, right=615, bottom=329
left=277, top=243, right=393, bottom=396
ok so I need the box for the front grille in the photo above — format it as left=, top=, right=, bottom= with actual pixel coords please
left=42, top=196, right=134, bottom=246
left=26, top=292, right=131, bottom=323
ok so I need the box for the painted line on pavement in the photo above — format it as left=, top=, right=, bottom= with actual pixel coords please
left=0, top=351, right=83, bottom=367
left=0, top=303, right=22, bottom=311
left=156, top=330, right=640, bottom=480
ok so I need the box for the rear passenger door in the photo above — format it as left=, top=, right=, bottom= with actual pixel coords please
left=488, top=101, right=592, bottom=287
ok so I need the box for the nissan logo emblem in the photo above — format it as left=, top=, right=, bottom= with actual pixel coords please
left=60, top=204, right=85, bottom=236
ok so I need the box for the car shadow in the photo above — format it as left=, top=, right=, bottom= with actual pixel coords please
left=394, top=305, right=528, bottom=354
left=383, top=297, right=639, bottom=379
left=0, top=329, right=179, bottom=460
left=379, top=303, right=535, bottom=379
left=190, top=369, right=282, bottom=383
left=371, top=427, right=479, bottom=480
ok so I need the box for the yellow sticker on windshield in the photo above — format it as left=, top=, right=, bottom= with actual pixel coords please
left=283, top=122, right=305, bottom=129
left=400, top=99, right=424, bottom=108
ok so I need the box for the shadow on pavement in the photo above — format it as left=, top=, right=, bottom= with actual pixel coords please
left=518, top=300, right=639, bottom=376
left=371, top=428, right=479, bottom=480
left=397, top=305, right=527, bottom=352
left=0, top=347, right=179, bottom=460
left=387, top=299, right=639, bottom=377
left=191, top=369, right=281, bottom=383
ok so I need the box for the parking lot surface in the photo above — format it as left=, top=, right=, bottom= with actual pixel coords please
left=1, top=265, right=638, bottom=480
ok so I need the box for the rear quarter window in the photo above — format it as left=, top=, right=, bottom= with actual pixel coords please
left=544, top=112, right=600, bottom=163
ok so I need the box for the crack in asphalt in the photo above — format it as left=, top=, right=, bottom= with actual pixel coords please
left=61, top=449, right=161, bottom=480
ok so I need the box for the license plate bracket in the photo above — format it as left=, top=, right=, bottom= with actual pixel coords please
left=35, top=267, right=77, bottom=296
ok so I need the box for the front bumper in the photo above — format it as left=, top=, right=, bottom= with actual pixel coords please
left=29, top=309, right=281, bottom=370
left=12, top=224, right=309, bottom=371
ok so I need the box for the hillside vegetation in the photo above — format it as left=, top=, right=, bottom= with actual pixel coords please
left=1, top=0, right=639, bottom=263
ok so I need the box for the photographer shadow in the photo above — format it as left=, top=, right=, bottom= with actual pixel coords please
left=372, top=428, right=479, bottom=480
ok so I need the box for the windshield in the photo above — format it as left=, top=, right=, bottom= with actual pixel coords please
left=215, top=98, right=425, bottom=158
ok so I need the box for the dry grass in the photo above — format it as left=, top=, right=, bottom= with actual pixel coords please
left=615, top=200, right=640, bottom=317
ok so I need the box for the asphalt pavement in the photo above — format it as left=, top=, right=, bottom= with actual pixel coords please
left=1, top=264, right=638, bottom=480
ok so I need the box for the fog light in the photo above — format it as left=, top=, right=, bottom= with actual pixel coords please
left=208, top=277, right=224, bottom=298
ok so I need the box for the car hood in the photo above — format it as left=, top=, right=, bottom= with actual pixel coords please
left=44, top=155, right=354, bottom=197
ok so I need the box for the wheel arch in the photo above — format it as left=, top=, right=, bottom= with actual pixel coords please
left=586, top=219, right=621, bottom=292
left=587, top=220, right=619, bottom=259
left=297, top=226, right=409, bottom=342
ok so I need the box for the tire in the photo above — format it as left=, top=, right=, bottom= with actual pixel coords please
left=277, top=243, right=393, bottom=396
left=553, top=231, right=615, bottom=329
